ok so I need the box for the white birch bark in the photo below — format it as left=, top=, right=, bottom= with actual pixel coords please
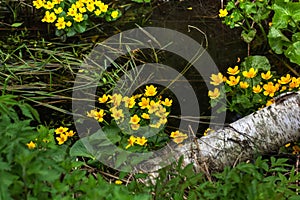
left=140, top=91, right=300, bottom=173
left=178, top=91, right=300, bottom=172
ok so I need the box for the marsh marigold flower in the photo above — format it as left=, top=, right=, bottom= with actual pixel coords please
left=110, top=108, right=124, bottom=121
left=111, top=10, right=119, bottom=19
left=266, top=99, right=274, bottom=106
left=261, top=71, right=272, bottom=80
left=109, top=93, right=122, bottom=107
left=130, top=114, right=141, bottom=124
left=131, top=124, right=140, bottom=130
left=289, top=77, right=300, bottom=89
left=210, top=73, right=224, bottom=86
left=56, top=134, right=68, bottom=145
left=55, top=126, right=68, bottom=134
left=219, top=9, right=228, bottom=17
left=33, top=0, right=44, bottom=9
left=239, top=81, right=249, bottom=89
left=136, top=136, right=147, bottom=146
left=74, top=13, right=84, bottom=22
left=94, top=109, right=106, bottom=122
left=55, top=17, right=66, bottom=30
left=278, top=74, right=291, bottom=84
left=94, top=9, right=101, bottom=16
left=141, top=113, right=150, bottom=119
left=252, top=85, right=262, bottom=93
left=54, top=7, right=63, bottom=14
left=263, top=82, right=278, bottom=97
left=147, top=100, right=159, bottom=114
left=98, top=2, right=108, bottom=12
left=145, top=85, right=157, bottom=96
left=138, top=97, right=150, bottom=109
left=161, top=98, right=172, bottom=107
left=115, top=180, right=123, bottom=185
left=242, top=68, right=257, bottom=78
left=98, top=94, right=109, bottom=103
left=26, top=141, right=36, bottom=149
left=208, top=88, right=220, bottom=99
left=227, top=66, right=240, bottom=75
left=170, top=131, right=188, bottom=144
left=126, top=135, right=136, bottom=149
left=226, top=76, right=240, bottom=86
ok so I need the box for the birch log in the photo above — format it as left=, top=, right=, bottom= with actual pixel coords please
left=140, top=91, right=300, bottom=173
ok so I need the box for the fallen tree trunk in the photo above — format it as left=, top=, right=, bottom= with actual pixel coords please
left=179, top=91, right=300, bottom=172
left=141, top=91, right=300, bottom=173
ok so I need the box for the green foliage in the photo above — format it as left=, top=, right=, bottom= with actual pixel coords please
left=268, top=0, right=300, bottom=65
left=141, top=156, right=300, bottom=200
left=0, top=94, right=151, bottom=199
left=222, top=0, right=300, bottom=65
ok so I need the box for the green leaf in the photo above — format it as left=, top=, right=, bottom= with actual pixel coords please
left=272, top=3, right=290, bottom=29
left=70, top=138, right=96, bottom=159
left=241, top=29, right=257, bottom=43
left=66, top=28, right=77, bottom=37
left=11, top=22, right=23, bottom=27
left=284, top=41, right=300, bottom=65
left=74, top=23, right=86, bottom=33
left=268, top=27, right=291, bottom=54
left=241, top=55, right=271, bottom=71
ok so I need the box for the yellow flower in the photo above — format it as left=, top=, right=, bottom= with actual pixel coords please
left=138, top=97, right=150, bottom=109
left=266, top=99, right=274, bottom=106
left=149, top=122, right=161, bottom=129
left=170, top=131, right=188, bottom=144
left=33, top=0, right=44, bottom=9
left=42, top=11, right=57, bottom=23
left=227, top=66, right=240, bottom=75
left=285, top=143, right=291, bottom=148
left=131, top=124, right=140, bottom=130
left=98, top=94, right=109, bottom=103
left=239, top=81, right=249, bottom=89
left=44, top=1, right=54, bottom=10
left=147, top=100, right=159, bottom=114
left=94, top=109, right=106, bottom=122
left=108, top=93, right=122, bottom=107
left=252, top=85, right=262, bottom=93
left=55, top=17, right=66, bottom=30
left=110, top=108, right=124, bottom=121
left=141, top=113, right=150, bottom=119
left=79, top=7, right=87, bottom=13
left=219, top=9, right=228, bottom=17
left=111, top=10, right=119, bottom=19
left=98, top=2, right=108, bottom=12
left=26, top=141, right=36, bottom=149
left=94, top=9, right=101, bottom=16
left=278, top=74, right=291, bottom=84
left=125, top=135, right=136, bottom=149
left=170, top=130, right=181, bottom=138
left=66, top=21, right=72, bottom=27
left=75, top=1, right=84, bottom=8
left=52, top=0, right=62, bottom=4
left=203, top=128, right=214, bottom=136
left=66, top=130, right=76, bottom=137
left=55, top=126, right=68, bottom=134
left=74, top=13, right=84, bottom=22
left=130, top=114, right=141, bottom=124
left=210, top=73, right=224, bottom=86
left=144, top=85, right=157, bottom=96
left=161, top=98, right=172, bottom=107
left=87, top=109, right=97, bottom=118
left=115, top=180, right=123, bottom=185
left=263, top=82, right=278, bottom=97
left=289, top=77, right=300, bottom=89
left=68, top=7, right=77, bottom=17
left=208, top=88, right=220, bottom=99
left=280, top=86, right=287, bottom=92
left=86, top=2, right=95, bottom=12
left=54, top=7, right=63, bottom=14
left=261, top=71, right=272, bottom=80
left=242, top=68, right=257, bottom=78
left=122, top=96, right=135, bottom=108
left=136, top=136, right=147, bottom=146
left=56, top=134, right=68, bottom=145
left=226, top=76, right=240, bottom=86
